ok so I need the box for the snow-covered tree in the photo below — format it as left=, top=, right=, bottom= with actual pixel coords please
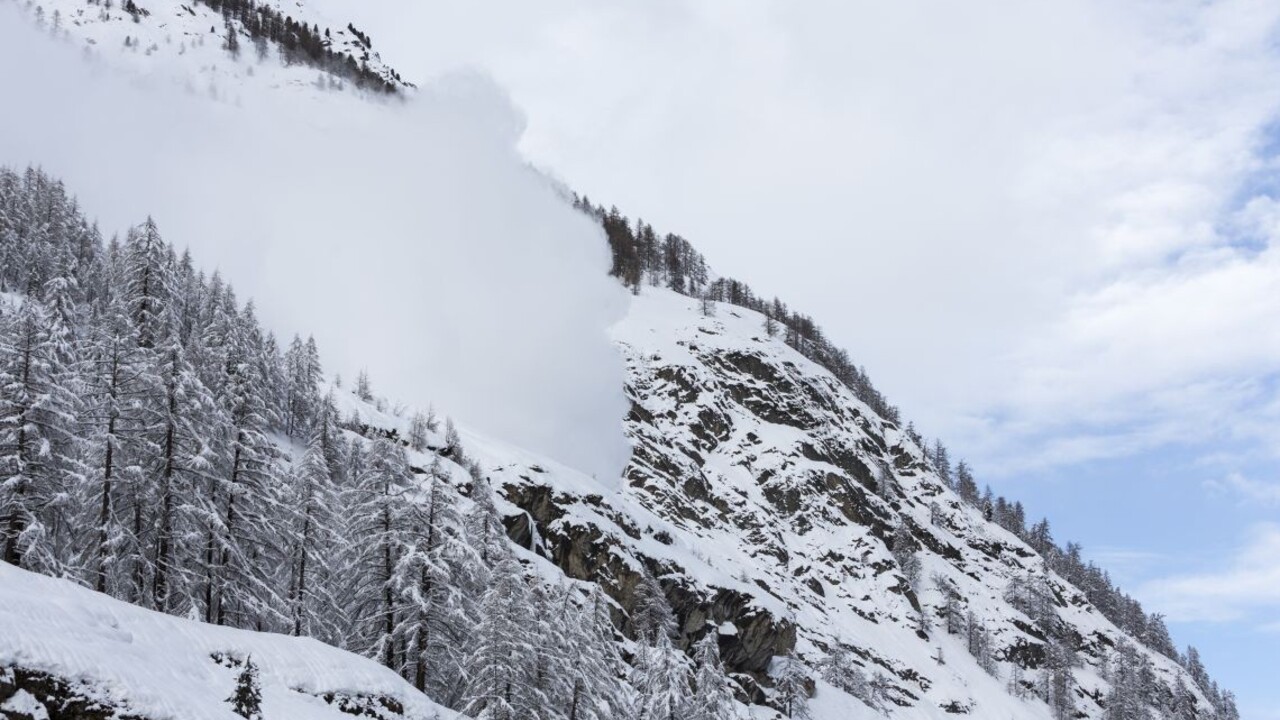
left=689, top=633, right=737, bottom=720
left=630, top=570, right=677, bottom=643
left=890, top=520, right=921, bottom=589
left=282, top=334, right=322, bottom=439
left=632, top=634, right=691, bottom=720
left=954, top=459, right=978, bottom=504
left=344, top=437, right=415, bottom=667
left=0, top=298, right=80, bottom=573
left=227, top=656, right=263, bottom=720
left=931, top=440, right=952, bottom=487
left=466, top=475, right=509, bottom=568
left=561, top=586, right=632, bottom=720
left=1040, top=638, right=1078, bottom=720
left=78, top=287, right=147, bottom=595
left=282, top=432, right=345, bottom=644
left=407, top=409, right=430, bottom=452
left=773, top=651, right=812, bottom=720
left=820, top=643, right=873, bottom=706
left=392, top=457, right=478, bottom=701
left=463, top=551, right=537, bottom=720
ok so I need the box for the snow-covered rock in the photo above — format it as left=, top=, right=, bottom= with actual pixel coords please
left=470, top=287, right=1216, bottom=719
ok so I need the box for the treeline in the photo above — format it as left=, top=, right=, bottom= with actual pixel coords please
left=0, top=167, right=747, bottom=720
left=576, top=196, right=900, bottom=424
left=194, top=0, right=407, bottom=92
left=919, top=441, right=1240, bottom=719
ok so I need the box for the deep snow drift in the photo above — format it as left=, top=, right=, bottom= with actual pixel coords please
left=0, top=562, right=456, bottom=720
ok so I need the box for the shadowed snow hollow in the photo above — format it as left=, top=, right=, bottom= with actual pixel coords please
left=0, top=9, right=632, bottom=484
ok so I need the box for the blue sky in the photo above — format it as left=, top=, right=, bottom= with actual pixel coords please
left=987, top=443, right=1280, bottom=718
left=312, top=0, right=1280, bottom=714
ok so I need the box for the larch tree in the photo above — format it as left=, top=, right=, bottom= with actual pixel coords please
left=630, top=570, right=677, bottom=644
left=632, top=633, right=691, bottom=720
left=344, top=437, right=415, bottom=668
left=773, top=651, right=812, bottom=720
left=283, top=432, right=345, bottom=644
left=392, top=456, right=478, bottom=702
left=463, top=551, right=537, bottom=720
left=689, top=633, right=737, bottom=720
left=562, top=586, right=633, bottom=720
left=0, top=299, right=79, bottom=573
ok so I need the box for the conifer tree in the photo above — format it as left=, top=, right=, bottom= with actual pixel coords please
left=407, top=409, right=430, bottom=452
left=283, top=334, right=322, bottom=438
left=631, top=570, right=677, bottom=643
left=123, top=218, right=173, bottom=350
left=392, top=457, right=478, bottom=701
left=562, top=586, right=632, bottom=720
left=774, top=652, right=812, bottom=720
left=207, top=303, right=283, bottom=629
left=890, top=521, right=921, bottom=589
left=79, top=287, right=147, bottom=594
left=344, top=437, right=414, bottom=667
left=143, top=314, right=222, bottom=615
left=819, top=643, right=874, bottom=706
left=689, top=633, right=737, bottom=720
left=466, top=475, right=508, bottom=568
left=283, top=432, right=345, bottom=644
left=227, top=656, right=263, bottom=720
left=463, top=551, right=536, bottom=720
left=0, top=299, right=80, bottom=572
left=632, top=633, right=691, bottom=720
left=954, top=460, right=979, bottom=504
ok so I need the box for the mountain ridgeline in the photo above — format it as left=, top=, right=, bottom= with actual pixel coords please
left=572, top=195, right=1241, bottom=719
left=0, top=164, right=1241, bottom=720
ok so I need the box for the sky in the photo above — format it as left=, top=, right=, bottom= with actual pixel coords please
left=311, top=0, right=1280, bottom=715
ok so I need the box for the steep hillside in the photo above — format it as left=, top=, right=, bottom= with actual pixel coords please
left=474, top=288, right=1223, bottom=719
left=12, top=0, right=409, bottom=94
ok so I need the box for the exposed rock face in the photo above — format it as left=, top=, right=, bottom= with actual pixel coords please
left=488, top=289, right=1217, bottom=718
left=0, top=667, right=147, bottom=720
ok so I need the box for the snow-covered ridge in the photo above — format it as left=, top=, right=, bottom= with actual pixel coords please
left=465, top=287, right=1224, bottom=719
left=0, top=562, right=455, bottom=720
left=12, top=0, right=410, bottom=97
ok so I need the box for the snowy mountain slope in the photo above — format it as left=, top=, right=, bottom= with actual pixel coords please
left=0, top=562, right=456, bottom=720
left=11, top=0, right=409, bottom=96
left=0, top=2, right=1240, bottom=716
left=448, top=287, right=1220, bottom=719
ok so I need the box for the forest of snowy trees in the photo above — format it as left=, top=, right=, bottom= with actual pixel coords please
left=194, top=0, right=408, bottom=91
left=0, top=167, right=747, bottom=720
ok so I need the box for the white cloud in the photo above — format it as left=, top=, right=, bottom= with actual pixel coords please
left=1141, top=523, right=1280, bottom=622
left=1205, top=472, right=1280, bottom=506
left=324, top=0, right=1280, bottom=477
left=0, top=9, right=632, bottom=483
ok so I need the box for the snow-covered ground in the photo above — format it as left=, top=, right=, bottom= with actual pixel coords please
left=0, top=562, right=456, bottom=720
left=13, top=0, right=406, bottom=100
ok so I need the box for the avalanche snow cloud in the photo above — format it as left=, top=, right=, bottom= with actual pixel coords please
left=0, top=10, right=631, bottom=484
